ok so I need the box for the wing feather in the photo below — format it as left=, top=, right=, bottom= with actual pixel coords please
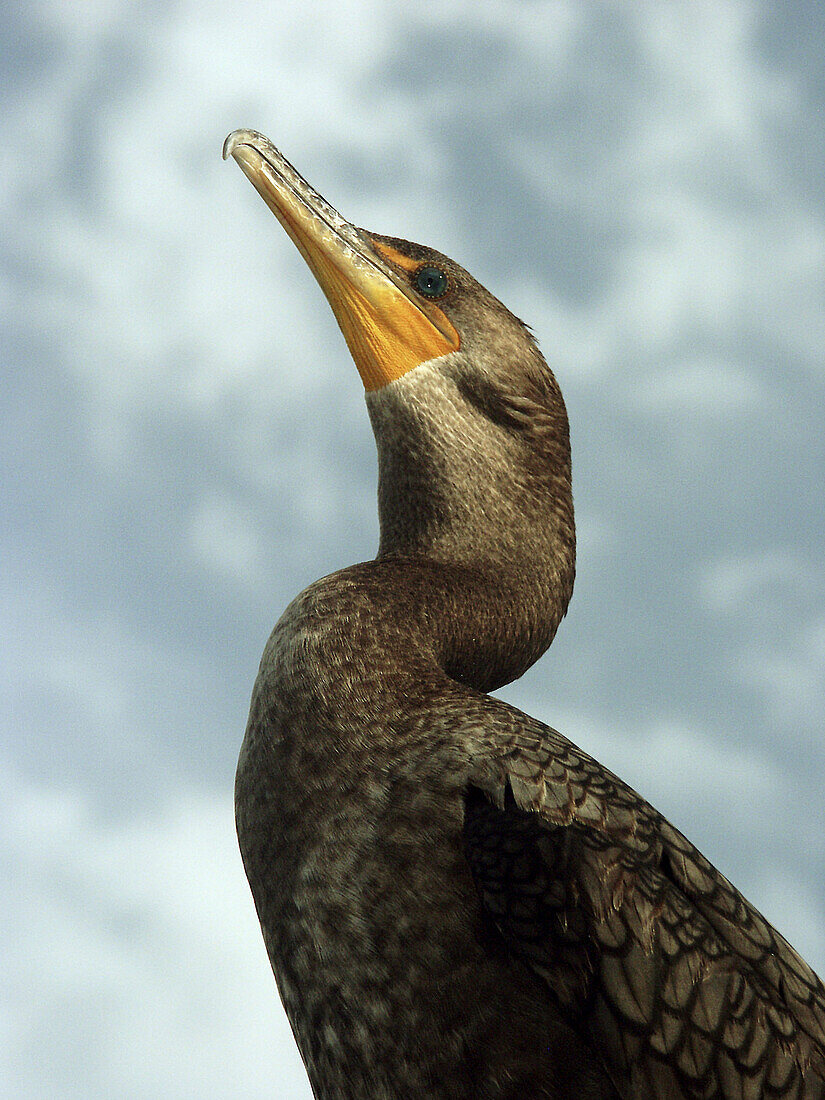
left=463, top=719, right=825, bottom=1099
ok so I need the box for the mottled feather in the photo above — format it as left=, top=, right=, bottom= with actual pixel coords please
left=464, top=713, right=825, bottom=1099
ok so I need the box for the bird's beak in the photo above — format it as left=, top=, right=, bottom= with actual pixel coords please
left=223, top=130, right=459, bottom=391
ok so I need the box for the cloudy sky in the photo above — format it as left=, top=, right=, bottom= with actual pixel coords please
left=2, top=2, right=823, bottom=1096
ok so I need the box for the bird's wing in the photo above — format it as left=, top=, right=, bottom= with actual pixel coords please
left=464, top=717, right=825, bottom=1100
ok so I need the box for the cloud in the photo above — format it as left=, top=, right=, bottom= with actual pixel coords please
left=699, top=549, right=821, bottom=613
left=636, top=357, right=774, bottom=417
left=737, top=615, right=825, bottom=736
left=189, top=493, right=266, bottom=590
left=1, top=765, right=312, bottom=1098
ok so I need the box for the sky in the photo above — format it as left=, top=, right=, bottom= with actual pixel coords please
left=1, top=1, right=823, bottom=1096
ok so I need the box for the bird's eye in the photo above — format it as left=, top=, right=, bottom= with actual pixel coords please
left=414, top=266, right=449, bottom=299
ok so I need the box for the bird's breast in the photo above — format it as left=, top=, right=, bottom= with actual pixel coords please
left=235, top=677, right=487, bottom=1097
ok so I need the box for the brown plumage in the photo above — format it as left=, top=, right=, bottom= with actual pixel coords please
left=224, top=130, right=825, bottom=1099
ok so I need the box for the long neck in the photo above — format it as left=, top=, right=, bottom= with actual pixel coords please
left=365, top=365, right=576, bottom=692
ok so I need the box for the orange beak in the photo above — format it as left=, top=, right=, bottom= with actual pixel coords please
left=224, top=130, right=459, bottom=391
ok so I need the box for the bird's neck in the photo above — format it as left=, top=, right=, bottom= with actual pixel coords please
left=363, top=365, right=575, bottom=692
left=351, top=554, right=571, bottom=693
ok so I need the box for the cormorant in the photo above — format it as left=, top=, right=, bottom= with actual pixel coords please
left=223, top=129, right=825, bottom=1100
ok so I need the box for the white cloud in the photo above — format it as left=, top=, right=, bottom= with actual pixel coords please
left=634, top=355, right=773, bottom=417
left=699, top=550, right=820, bottom=613
left=737, top=616, right=825, bottom=734
left=1, top=765, right=311, bottom=1099
left=189, top=493, right=265, bottom=589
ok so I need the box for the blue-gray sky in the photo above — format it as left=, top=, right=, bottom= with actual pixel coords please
left=2, top=2, right=823, bottom=1096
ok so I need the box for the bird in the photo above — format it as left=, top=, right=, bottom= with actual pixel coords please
left=223, top=129, right=825, bottom=1100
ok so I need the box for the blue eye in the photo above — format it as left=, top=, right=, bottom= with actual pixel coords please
left=414, top=266, right=449, bottom=299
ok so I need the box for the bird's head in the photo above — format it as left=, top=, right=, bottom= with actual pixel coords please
left=225, top=131, right=575, bottom=658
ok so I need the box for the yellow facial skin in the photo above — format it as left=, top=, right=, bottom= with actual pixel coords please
left=224, top=130, right=459, bottom=391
